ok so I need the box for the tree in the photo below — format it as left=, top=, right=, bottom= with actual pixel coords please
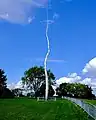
left=0, top=69, right=14, bottom=98
left=21, top=66, right=55, bottom=97
left=72, top=83, right=93, bottom=99
left=12, top=88, right=23, bottom=97
left=56, top=83, right=95, bottom=99
left=0, top=69, right=7, bottom=96
left=1, top=88, right=14, bottom=98
left=27, top=92, right=34, bottom=97
left=56, top=83, right=68, bottom=97
left=35, top=83, right=55, bottom=97
left=0, top=69, right=7, bottom=87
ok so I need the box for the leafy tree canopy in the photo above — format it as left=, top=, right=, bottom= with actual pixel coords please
left=21, top=66, right=55, bottom=96
left=0, top=69, right=14, bottom=98
left=56, top=83, right=95, bottom=99
left=0, top=69, right=7, bottom=97
left=0, top=69, right=7, bottom=88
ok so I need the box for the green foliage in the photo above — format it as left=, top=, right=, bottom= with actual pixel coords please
left=56, top=83, right=95, bottom=99
left=35, top=83, right=55, bottom=97
left=0, top=69, right=9, bottom=98
left=0, top=99, right=89, bottom=120
left=21, top=66, right=55, bottom=96
left=1, top=88, right=14, bottom=98
left=56, top=83, right=68, bottom=97
left=12, top=88, right=23, bottom=97
left=0, top=69, right=7, bottom=95
left=0, top=69, right=14, bottom=98
left=0, top=69, right=7, bottom=87
left=27, top=93, right=31, bottom=97
left=84, top=99, right=96, bottom=105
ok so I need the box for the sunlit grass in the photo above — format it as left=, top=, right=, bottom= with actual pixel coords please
left=0, top=98, right=89, bottom=120
left=84, top=99, right=96, bottom=105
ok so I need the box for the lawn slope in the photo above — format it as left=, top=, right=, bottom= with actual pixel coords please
left=84, top=100, right=96, bottom=106
left=0, top=98, right=89, bottom=120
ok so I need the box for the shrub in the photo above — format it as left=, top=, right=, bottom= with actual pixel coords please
left=0, top=88, right=14, bottom=98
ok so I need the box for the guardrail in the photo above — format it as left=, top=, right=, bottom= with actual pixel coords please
left=64, top=97, right=96, bottom=120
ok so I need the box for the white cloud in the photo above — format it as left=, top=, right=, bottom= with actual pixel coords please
left=56, top=57, right=96, bottom=95
left=15, top=81, right=24, bottom=89
left=7, top=81, right=34, bottom=96
left=53, top=13, right=59, bottom=20
left=68, top=73, right=81, bottom=82
left=82, top=57, right=96, bottom=78
left=56, top=77, right=71, bottom=86
left=0, top=0, right=46, bottom=24
left=56, top=73, right=96, bottom=88
left=7, top=83, right=16, bottom=90
left=8, top=81, right=24, bottom=90
left=80, top=78, right=91, bottom=85
left=36, top=58, right=66, bottom=63
left=56, top=73, right=81, bottom=86
left=82, top=57, right=96, bottom=93
left=48, top=59, right=66, bottom=63
left=91, top=82, right=96, bottom=88
left=56, top=74, right=96, bottom=95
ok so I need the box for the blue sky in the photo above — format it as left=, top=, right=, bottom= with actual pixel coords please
left=0, top=0, right=96, bottom=86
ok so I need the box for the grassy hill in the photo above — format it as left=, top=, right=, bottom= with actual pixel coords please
left=84, top=99, right=96, bottom=105
left=0, top=98, right=89, bottom=120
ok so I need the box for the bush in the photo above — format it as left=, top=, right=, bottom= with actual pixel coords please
left=0, top=88, right=14, bottom=98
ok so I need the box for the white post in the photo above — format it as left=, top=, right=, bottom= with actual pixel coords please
left=45, top=70, right=48, bottom=100
left=44, top=7, right=50, bottom=101
left=37, top=97, right=39, bottom=101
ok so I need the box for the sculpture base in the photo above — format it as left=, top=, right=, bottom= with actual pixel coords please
left=37, top=97, right=56, bottom=101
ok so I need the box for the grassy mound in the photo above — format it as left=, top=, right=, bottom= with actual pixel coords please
left=0, top=98, right=89, bottom=120
left=84, top=99, right=96, bottom=105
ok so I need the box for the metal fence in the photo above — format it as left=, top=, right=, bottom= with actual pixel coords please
left=64, top=97, right=96, bottom=120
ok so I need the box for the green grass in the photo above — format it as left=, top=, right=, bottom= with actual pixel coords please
left=84, top=99, right=96, bottom=105
left=0, top=98, right=89, bottom=120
